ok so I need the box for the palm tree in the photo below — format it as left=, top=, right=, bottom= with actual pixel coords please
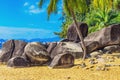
left=39, top=0, right=88, bottom=60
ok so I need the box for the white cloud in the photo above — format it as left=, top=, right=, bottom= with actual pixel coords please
left=29, top=9, right=44, bottom=14
left=24, top=2, right=29, bottom=6
left=23, top=2, right=45, bottom=15
left=29, top=5, right=35, bottom=9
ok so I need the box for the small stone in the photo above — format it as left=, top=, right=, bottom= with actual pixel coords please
left=85, top=67, right=89, bottom=70
left=89, top=59, right=97, bottom=64
left=90, top=66, right=94, bottom=68
left=96, top=65, right=106, bottom=71
left=80, top=62, right=86, bottom=68
left=90, top=69, right=94, bottom=71
left=96, top=66, right=101, bottom=71
left=104, top=64, right=111, bottom=67
left=101, top=67, right=105, bottom=71
left=98, top=50, right=104, bottom=54
left=67, top=77, right=71, bottom=79
left=90, top=51, right=102, bottom=58
left=105, top=51, right=112, bottom=54
left=109, top=59, right=114, bottom=62
left=97, top=58, right=106, bottom=63
left=76, top=66, right=80, bottom=69
left=105, top=68, right=109, bottom=71
left=117, top=56, right=120, bottom=59
left=65, top=76, right=71, bottom=80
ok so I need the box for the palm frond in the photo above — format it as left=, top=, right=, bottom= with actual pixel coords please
left=39, top=0, right=46, bottom=8
left=47, top=0, right=59, bottom=19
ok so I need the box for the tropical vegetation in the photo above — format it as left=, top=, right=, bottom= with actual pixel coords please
left=39, top=0, right=120, bottom=60
left=55, top=0, right=120, bottom=38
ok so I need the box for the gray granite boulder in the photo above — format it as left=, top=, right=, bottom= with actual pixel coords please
left=49, top=53, right=74, bottom=68
left=7, top=56, right=29, bottom=67
left=50, top=42, right=83, bottom=59
left=0, top=40, right=27, bottom=63
left=67, top=22, right=88, bottom=42
left=103, top=45, right=120, bottom=54
left=84, top=24, right=120, bottom=53
left=24, top=42, right=51, bottom=66
left=0, top=40, right=14, bottom=62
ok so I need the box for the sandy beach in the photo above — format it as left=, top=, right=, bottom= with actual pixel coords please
left=0, top=54, right=120, bottom=80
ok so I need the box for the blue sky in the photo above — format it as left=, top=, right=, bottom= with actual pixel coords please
left=0, top=0, right=62, bottom=39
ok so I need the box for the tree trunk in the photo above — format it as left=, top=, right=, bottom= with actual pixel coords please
left=71, top=10, right=87, bottom=61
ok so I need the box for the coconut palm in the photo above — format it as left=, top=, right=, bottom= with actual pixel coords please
left=39, top=0, right=89, bottom=60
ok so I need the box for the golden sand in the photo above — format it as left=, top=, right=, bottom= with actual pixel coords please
left=0, top=54, right=120, bottom=80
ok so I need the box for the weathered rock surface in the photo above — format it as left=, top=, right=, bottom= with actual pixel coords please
left=84, top=24, right=120, bottom=53
left=67, top=22, right=88, bottom=42
left=60, top=38, right=70, bottom=42
left=24, top=42, right=51, bottom=66
left=0, top=40, right=27, bottom=63
left=43, top=42, right=50, bottom=49
left=49, top=53, right=74, bottom=68
left=50, top=42, right=83, bottom=59
left=47, top=42, right=57, bottom=55
left=0, top=40, right=14, bottom=62
left=12, top=40, right=27, bottom=57
left=103, top=45, right=120, bottom=54
left=7, top=56, right=29, bottom=67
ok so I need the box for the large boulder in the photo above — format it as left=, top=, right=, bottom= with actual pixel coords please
left=67, top=22, right=88, bottom=42
left=12, top=40, right=27, bottom=57
left=24, top=42, right=51, bottom=66
left=50, top=42, right=83, bottom=59
left=84, top=24, right=120, bottom=53
left=0, top=40, right=14, bottom=62
left=0, top=40, right=27, bottom=63
left=7, top=56, right=29, bottom=67
left=49, top=53, right=74, bottom=68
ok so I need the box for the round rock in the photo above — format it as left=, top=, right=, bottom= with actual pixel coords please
left=103, top=45, right=120, bottom=54
left=49, top=53, right=74, bottom=68
left=24, top=42, right=51, bottom=66
left=90, top=51, right=103, bottom=58
left=7, top=56, right=29, bottom=67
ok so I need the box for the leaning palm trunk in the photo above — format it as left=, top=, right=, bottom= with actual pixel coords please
left=39, top=0, right=88, bottom=60
left=71, top=10, right=86, bottom=60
